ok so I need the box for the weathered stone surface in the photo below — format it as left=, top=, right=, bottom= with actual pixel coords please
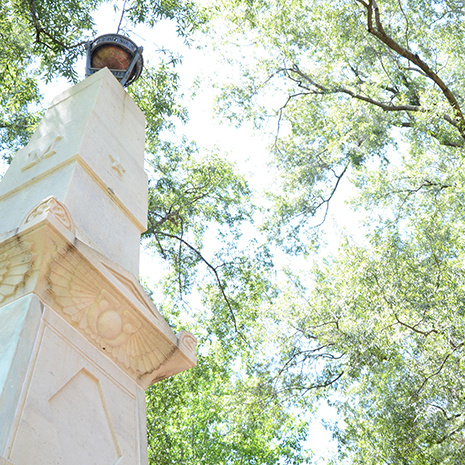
left=0, top=68, right=147, bottom=276
left=0, top=296, right=42, bottom=455
left=6, top=308, right=145, bottom=465
left=49, top=369, right=122, bottom=465
left=0, top=457, right=14, bottom=465
left=0, top=199, right=196, bottom=389
left=0, top=70, right=197, bottom=464
left=0, top=201, right=196, bottom=465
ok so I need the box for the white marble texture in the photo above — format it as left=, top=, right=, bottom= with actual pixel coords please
left=0, top=68, right=147, bottom=277
left=0, top=70, right=197, bottom=464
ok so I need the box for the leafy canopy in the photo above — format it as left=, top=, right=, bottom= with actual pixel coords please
left=6, top=0, right=465, bottom=462
left=203, top=0, right=465, bottom=462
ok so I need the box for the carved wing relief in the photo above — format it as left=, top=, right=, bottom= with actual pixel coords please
left=0, top=240, right=35, bottom=304
left=47, top=247, right=176, bottom=378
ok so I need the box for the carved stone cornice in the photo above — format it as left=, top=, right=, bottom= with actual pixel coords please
left=46, top=244, right=193, bottom=386
left=1, top=196, right=197, bottom=389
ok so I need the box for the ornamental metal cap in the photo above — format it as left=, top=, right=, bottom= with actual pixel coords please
left=85, top=34, right=144, bottom=87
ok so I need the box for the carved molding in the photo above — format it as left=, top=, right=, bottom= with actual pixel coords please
left=21, top=196, right=75, bottom=235
left=178, top=330, right=197, bottom=355
left=49, top=369, right=122, bottom=463
left=0, top=457, right=14, bottom=465
left=47, top=246, right=178, bottom=381
left=22, top=135, right=63, bottom=171
left=0, top=240, right=35, bottom=304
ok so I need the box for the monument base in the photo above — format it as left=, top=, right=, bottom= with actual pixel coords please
left=1, top=296, right=148, bottom=465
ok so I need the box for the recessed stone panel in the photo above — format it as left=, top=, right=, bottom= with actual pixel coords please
left=49, top=369, right=121, bottom=465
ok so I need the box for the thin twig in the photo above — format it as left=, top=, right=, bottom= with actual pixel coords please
left=117, top=0, right=128, bottom=34
left=155, top=230, right=249, bottom=343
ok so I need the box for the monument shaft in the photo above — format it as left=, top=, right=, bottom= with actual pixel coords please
left=0, top=69, right=196, bottom=465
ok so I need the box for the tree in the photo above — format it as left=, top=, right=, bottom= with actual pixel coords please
left=8, top=0, right=465, bottom=462
left=0, top=1, right=41, bottom=159
left=210, top=0, right=465, bottom=240
left=203, top=0, right=465, bottom=462
left=0, top=1, right=311, bottom=463
left=0, top=0, right=205, bottom=157
left=146, top=347, right=311, bottom=464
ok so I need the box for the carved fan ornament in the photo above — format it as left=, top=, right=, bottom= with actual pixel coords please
left=22, top=196, right=74, bottom=233
left=47, top=247, right=176, bottom=377
left=178, top=331, right=197, bottom=353
left=0, top=240, right=35, bottom=304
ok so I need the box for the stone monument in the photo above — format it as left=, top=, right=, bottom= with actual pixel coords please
left=0, top=68, right=197, bottom=465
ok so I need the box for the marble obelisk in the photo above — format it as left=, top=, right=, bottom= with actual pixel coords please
left=0, top=68, right=196, bottom=465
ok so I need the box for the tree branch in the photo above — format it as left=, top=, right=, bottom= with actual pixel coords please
left=154, top=230, right=246, bottom=341
left=358, top=0, right=465, bottom=137
left=287, top=64, right=462, bottom=140
left=430, top=403, right=464, bottom=421
left=26, top=0, right=87, bottom=50
left=290, top=64, right=422, bottom=112
left=393, top=313, right=439, bottom=337
left=313, top=161, right=349, bottom=214
left=300, top=371, right=345, bottom=394
left=273, top=91, right=312, bottom=150
left=415, top=342, right=464, bottom=396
